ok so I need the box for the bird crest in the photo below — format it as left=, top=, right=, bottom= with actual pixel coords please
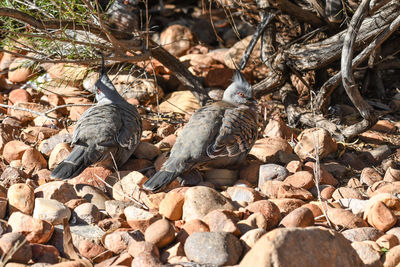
left=94, top=54, right=125, bottom=103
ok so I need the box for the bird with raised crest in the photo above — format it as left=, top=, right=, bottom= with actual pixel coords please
left=143, top=71, right=258, bottom=192
left=51, top=55, right=142, bottom=180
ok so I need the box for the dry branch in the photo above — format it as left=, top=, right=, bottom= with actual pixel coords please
left=341, top=0, right=377, bottom=139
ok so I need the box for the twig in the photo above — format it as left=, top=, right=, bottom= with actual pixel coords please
left=238, top=11, right=276, bottom=70
left=93, top=173, right=149, bottom=211
left=0, top=103, right=94, bottom=122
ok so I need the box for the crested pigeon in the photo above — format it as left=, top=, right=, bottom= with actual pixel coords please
left=143, top=71, right=258, bottom=191
left=51, top=57, right=142, bottom=179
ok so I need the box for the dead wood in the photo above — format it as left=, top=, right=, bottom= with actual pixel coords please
left=340, top=0, right=377, bottom=139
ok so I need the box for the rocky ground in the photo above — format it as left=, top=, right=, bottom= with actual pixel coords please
left=0, top=2, right=400, bottom=267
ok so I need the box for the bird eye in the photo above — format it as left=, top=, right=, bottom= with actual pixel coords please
left=238, top=92, right=245, bottom=97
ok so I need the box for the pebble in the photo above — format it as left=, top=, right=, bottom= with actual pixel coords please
left=203, top=209, right=240, bottom=236
left=8, top=211, right=54, bottom=243
left=239, top=227, right=364, bottom=267
left=237, top=212, right=268, bottom=234
left=351, top=241, right=382, bottom=267
left=124, top=205, right=161, bottom=233
left=279, top=206, right=314, bottom=228
left=258, top=164, right=289, bottom=189
left=0, top=232, right=32, bottom=264
left=34, top=181, right=78, bottom=203
left=226, top=186, right=262, bottom=203
left=294, top=128, right=337, bottom=160
left=246, top=200, right=281, bottom=230
left=284, top=171, right=315, bottom=189
left=74, top=184, right=110, bottom=210
left=144, top=219, right=176, bottom=248
left=33, top=198, right=71, bottom=225
left=103, top=229, right=144, bottom=254
left=184, top=232, right=242, bottom=266
left=342, top=227, right=383, bottom=242
left=176, top=219, right=210, bottom=244
left=326, top=208, right=368, bottom=229
left=249, top=137, right=293, bottom=163
left=7, top=183, right=35, bottom=215
left=72, top=203, right=101, bottom=225
left=159, top=191, right=185, bottom=221
left=240, top=228, right=266, bottom=254
left=182, top=186, right=235, bottom=221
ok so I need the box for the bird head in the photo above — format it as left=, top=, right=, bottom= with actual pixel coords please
left=222, top=71, right=256, bottom=106
left=94, top=55, right=126, bottom=104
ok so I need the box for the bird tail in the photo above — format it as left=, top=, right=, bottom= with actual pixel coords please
left=50, top=146, right=91, bottom=180
left=143, top=171, right=179, bottom=192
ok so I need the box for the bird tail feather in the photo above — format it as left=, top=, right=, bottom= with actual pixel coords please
left=143, top=171, right=179, bottom=192
left=50, top=147, right=91, bottom=180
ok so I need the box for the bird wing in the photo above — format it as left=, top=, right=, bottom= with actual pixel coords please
left=115, top=103, right=142, bottom=149
left=72, top=104, right=123, bottom=149
left=206, top=105, right=258, bottom=158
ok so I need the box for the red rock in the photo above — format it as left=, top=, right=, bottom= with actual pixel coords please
left=103, top=230, right=144, bottom=254
left=78, top=239, right=112, bottom=263
left=176, top=219, right=210, bottom=244
left=204, top=209, right=240, bottom=236
left=371, top=120, right=396, bottom=133
left=94, top=252, right=133, bottom=267
left=21, top=147, right=47, bottom=174
left=156, top=122, right=175, bottom=138
left=376, top=234, right=399, bottom=250
left=294, top=128, right=337, bottom=160
left=246, top=200, right=281, bottom=230
left=161, top=24, right=194, bottom=57
left=279, top=206, right=314, bottom=228
left=0, top=232, right=32, bottom=264
left=34, top=181, right=78, bottom=203
left=249, top=137, right=293, bottom=163
left=160, top=241, right=185, bottom=264
left=284, top=171, right=315, bottom=189
left=3, top=140, right=30, bottom=163
left=264, top=116, right=294, bottom=140
left=8, top=211, right=54, bottom=243
left=7, top=183, right=34, bottom=215
left=286, top=160, right=302, bottom=173
left=204, top=64, right=234, bottom=89
left=381, top=245, right=400, bottom=267
left=124, top=205, right=161, bottom=233
left=31, top=243, right=59, bottom=264
left=327, top=208, right=368, bottom=229
left=48, top=143, right=72, bottom=170
left=8, top=58, right=32, bottom=83
left=261, top=180, right=314, bottom=201
left=332, top=187, right=364, bottom=200
left=10, top=102, right=49, bottom=123
left=237, top=212, right=268, bottom=234
left=145, top=219, right=176, bottom=248
left=270, top=198, right=305, bottom=217
left=159, top=191, right=185, bottom=220
left=69, top=166, right=113, bottom=192
left=384, top=167, right=400, bottom=182
left=8, top=88, right=32, bottom=105
left=68, top=99, right=91, bottom=121
left=304, top=162, right=338, bottom=186
left=144, top=192, right=167, bottom=210
left=303, top=203, right=323, bottom=218
left=239, top=163, right=262, bottom=188
left=130, top=240, right=162, bottom=267
left=320, top=185, right=336, bottom=199
left=226, top=186, right=262, bottom=203
left=360, top=167, right=383, bottom=186
left=366, top=201, right=397, bottom=232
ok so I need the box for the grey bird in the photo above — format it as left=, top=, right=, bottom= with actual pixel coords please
left=143, top=71, right=258, bottom=191
left=51, top=56, right=142, bottom=179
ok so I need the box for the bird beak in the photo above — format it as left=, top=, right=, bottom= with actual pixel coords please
left=249, top=98, right=257, bottom=105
